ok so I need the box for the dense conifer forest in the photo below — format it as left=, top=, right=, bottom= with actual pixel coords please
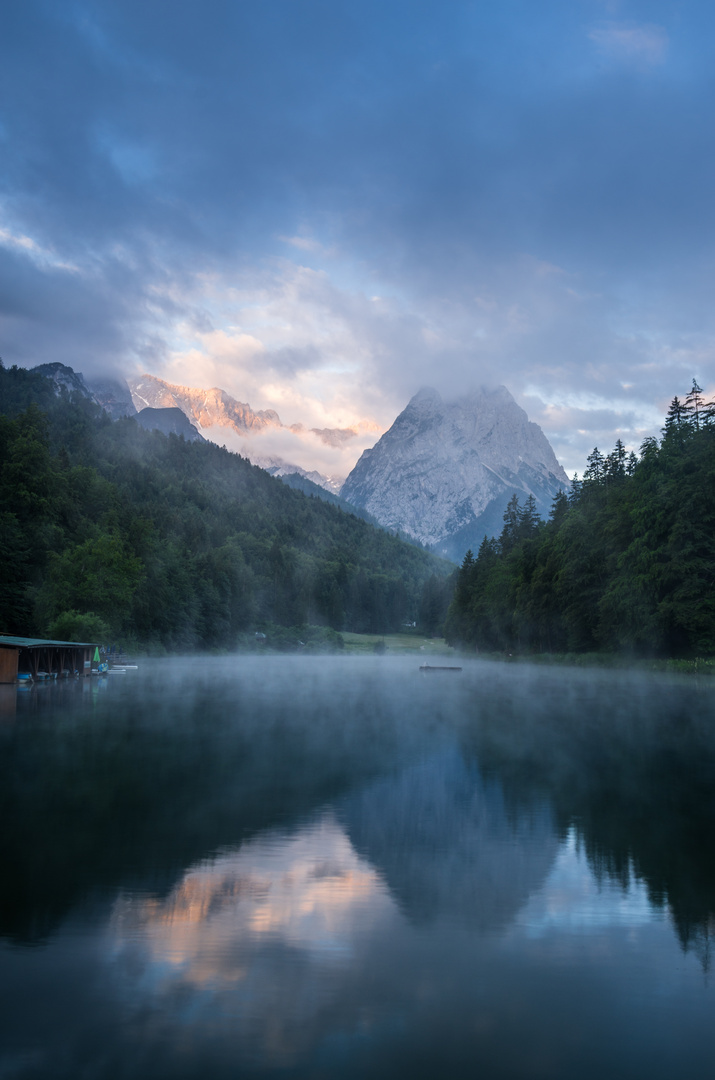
left=445, top=382, right=715, bottom=658
left=0, top=362, right=452, bottom=650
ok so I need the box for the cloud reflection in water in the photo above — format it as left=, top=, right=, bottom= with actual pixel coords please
left=107, top=815, right=396, bottom=1065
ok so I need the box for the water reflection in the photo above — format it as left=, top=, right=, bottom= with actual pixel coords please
left=105, top=754, right=559, bottom=1062
left=110, top=815, right=392, bottom=974
left=341, top=748, right=558, bottom=929
left=2, top=657, right=715, bottom=1077
left=106, top=816, right=395, bottom=1069
left=515, top=828, right=657, bottom=936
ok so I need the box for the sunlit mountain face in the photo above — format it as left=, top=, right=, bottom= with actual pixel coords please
left=126, top=373, right=382, bottom=490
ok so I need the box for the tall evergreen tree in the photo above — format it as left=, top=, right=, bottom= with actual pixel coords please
left=685, top=379, right=705, bottom=431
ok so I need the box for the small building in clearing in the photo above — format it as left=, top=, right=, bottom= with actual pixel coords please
left=0, top=636, right=99, bottom=683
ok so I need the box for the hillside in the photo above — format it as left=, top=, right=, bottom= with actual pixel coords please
left=0, top=362, right=451, bottom=650
left=277, top=471, right=378, bottom=525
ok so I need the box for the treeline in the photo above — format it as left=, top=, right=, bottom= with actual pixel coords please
left=445, top=381, right=715, bottom=658
left=0, top=362, right=451, bottom=649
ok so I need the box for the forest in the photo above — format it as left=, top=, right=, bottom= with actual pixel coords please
left=445, top=382, right=715, bottom=658
left=0, top=362, right=452, bottom=650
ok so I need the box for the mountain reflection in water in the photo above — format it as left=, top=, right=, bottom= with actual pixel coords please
left=341, top=748, right=558, bottom=929
left=1, top=656, right=714, bottom=1079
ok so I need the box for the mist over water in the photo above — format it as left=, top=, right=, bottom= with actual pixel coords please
left=1, top=656, right=714, bottom=1078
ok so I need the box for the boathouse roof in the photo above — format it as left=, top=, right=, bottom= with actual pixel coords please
left=0, top=635, right=99, bottom=649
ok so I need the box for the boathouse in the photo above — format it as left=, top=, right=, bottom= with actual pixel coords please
left=0, top=635, right=99, bottom=683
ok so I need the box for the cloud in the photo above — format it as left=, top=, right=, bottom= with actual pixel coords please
left=588, top=22, right=669, bottom=66
left=311, top=427, right=359, bottom=447
left=1, top=1, right=713, bottom=480
left=0, top=224, right=79, bottom=273
left=278, top=233, right=336, bottom=258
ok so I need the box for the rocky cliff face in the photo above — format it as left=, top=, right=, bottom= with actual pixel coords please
left=85, top=377, right=136, bottom=419
left=32, top=363, right=136, bottom=419
left=127, top=374, right=281, bottom=435
left=340, top=386, right=569, bottom=562
left=126, top=375, right=348, bottom=493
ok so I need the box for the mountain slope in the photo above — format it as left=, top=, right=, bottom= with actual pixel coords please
left=135, top=406, right=205, bottom=441
left=277, top=472, right=379, bottom=525
left=0, top=361, right=450, bottom=647
left=341, top=386, right=569, bottom=562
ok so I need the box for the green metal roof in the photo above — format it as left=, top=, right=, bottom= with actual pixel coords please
left=0, top=635, right=99, bottom=649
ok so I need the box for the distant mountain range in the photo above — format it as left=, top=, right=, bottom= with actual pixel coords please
left=128, top=374, right=281, bottom=435
left=243, top=455, right=344, bottom=496
left=126, top=374, right=350, bottom=494
left=31, top=364, right=570, bottom=562
left=341, top=385, right=570, bottom=562
left=31, top=365, right=347, bottom=494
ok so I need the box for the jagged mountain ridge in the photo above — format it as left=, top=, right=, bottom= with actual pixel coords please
left=32, top=364, right=204, bottom=443
left=126, top=374, right=347, bottom=493
left=251, top=455, right=344, bottom=496
left=128, top=374, right=281, bottom=435
left=29, top=365, right=345, bottom=493
left=32, top=363, right=137, bottom=420
left=340, top=385, right=569, bottom=562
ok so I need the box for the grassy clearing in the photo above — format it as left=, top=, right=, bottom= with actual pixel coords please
left=462, top=650, right=715, bottom=675
left=341, top=632, right=457, bottom=656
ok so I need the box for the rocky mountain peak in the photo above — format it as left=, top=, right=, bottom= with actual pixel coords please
left=340, top=385, right=569, bottom=562
left=127, top=375, right=282, bottom=434
left=32, top=362, right=92, bottom=399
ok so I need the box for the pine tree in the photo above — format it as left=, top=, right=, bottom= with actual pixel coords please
left=499, top=494, right=521, bottom=553
left=606, top=438, right=627, bottom=481
left=663, top=397, right=687, bottom=442
left=518, top=493, right=541, bottom=539
left=568, top=474, right=583, bottom=505
left=549, top=489, right=569, bottom=523
left=583, top=448, right=605, bottom=487
left=685, top=379, right=705, bottom=431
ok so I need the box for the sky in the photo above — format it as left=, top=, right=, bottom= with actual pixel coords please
left=2, top=0, right=715, bottom=477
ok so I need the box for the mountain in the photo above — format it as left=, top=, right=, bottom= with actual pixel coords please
left=135, top=406, right=204, bottom=442
left=1, top=362, right=452, bottom=647
left=31, top=363, right=137, bottom=421
left=251, top=455, right=344, bottom=495
left=32, top=362, right=93, bottom=399
left=29, top=364, right=350, bottom=491
left=276, top=472, right=378, bottom=525
left=340, top=386, right=569, bottom=563
left=128, top=374, right=281, bottom=435
left=126, top=375, right=348, bottom=493
left=85, top=377, right=136, bottom=419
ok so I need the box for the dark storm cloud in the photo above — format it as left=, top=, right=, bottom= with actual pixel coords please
left=5, top=0, right=712, bottom=273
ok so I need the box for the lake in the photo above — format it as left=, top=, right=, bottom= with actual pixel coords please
left=1, top=655, right=714, bottom=1078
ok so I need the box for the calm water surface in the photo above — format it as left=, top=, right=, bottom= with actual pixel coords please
left=1, top=656, right=714, bottom=1078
